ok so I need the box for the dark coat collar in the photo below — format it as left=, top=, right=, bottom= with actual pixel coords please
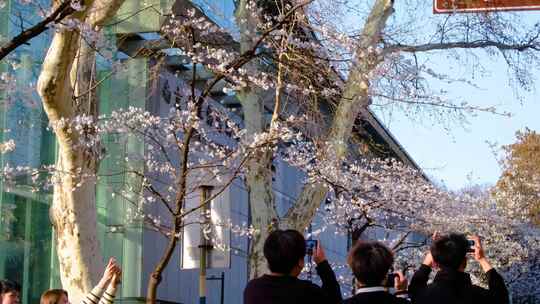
left=433, top=268, right=473, bottom=287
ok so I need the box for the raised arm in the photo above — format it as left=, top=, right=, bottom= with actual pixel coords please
left=313, top=242, right=342, bottom=304
left=472, top=236, right=509, bottom=304
left=82, top=258, right=122, bottom=304
left=408, top=252, right=433, bottom=301
left=98, top=266, right=122, bottom=304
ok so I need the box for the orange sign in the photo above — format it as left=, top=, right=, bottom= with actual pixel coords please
left=434, top=0, right=540, bottom=13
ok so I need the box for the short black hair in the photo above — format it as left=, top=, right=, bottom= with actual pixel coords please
left=431, top=233, right=469, bottom=270
left=348, top=241, right=394, bottom=286
left=0, top=280, right=21, bottom=294
left=263, top=229, right=306, bottom=274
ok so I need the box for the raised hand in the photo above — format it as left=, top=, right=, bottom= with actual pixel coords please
left=471, top=235, right=493, bottom=272
left=394, top=271, right=408, bottom=292
left=313, top=241, right=327, bottom=264
left=110, top=266, right=122, bottom=286
left=98, top=258, right=117, bottom=288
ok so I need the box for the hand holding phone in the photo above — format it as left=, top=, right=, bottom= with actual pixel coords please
left=306, top=240, right=318, bottom=256
left=467, top=239, right=476, bottom=253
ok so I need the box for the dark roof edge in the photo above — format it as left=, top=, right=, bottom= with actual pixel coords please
left=360, top=107, right=430, bottom=181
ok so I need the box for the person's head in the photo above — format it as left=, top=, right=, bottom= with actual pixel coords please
left=430, top=233, right=469, bottom=271
left=0, top=280, right=21, bottom=304
left=40, top=289, right=69, bottom=304
left=348, top=241, right=394, bottom=287
left=264, top=229, right=306, bottom=277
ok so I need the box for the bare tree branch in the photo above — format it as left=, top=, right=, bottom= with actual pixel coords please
left=385, top=40, right=540, bottom=54
left=0, top=1, right=75, bottom=61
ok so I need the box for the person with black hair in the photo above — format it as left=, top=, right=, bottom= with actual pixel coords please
left=0, top=280, right=21, bottom=304
left=243, top=229, right=342, bottom=304
left=409, top=234, right=509, bottom=304
left=343, top=241, right=409, bottom=304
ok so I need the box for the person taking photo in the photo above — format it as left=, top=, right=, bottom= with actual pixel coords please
left=243, top=229, right=342, bottom=304
left=409, top=234, right=509, bottom=304
left=343, top=241, right=409, bottom=304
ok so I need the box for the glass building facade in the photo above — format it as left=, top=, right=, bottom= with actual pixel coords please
left=0, top=1, right=244, bottom=303
left=0, top=1, right=164, bottom=303
left=0, top=1, right=57, bottom=304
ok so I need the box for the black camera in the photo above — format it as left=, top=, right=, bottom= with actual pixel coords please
left=384, top=273, right=397, bottom=288
left=306, top=239, right=318, bottom=256
left=467, top=239, right=475, bottom=253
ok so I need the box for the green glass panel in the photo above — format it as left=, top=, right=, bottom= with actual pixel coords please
left=0, top=2, right=56, bottom=303
left=0, top=194, right=52, bottom=304
left=0, top=0, right=157, bottom=301
left=111, top=0, right=175, bottom=34
left=96, top=58, right=148, bottom=298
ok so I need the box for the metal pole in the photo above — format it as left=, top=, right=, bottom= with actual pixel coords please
left=199, top=186, right=213, bottom=304
left=347, top=225, right=357, bottom=296
left=206, top=272, right=225, bottom=304
left=199, top=247, right=207, bottom=304
left=220, top=272, right=225, bottom=304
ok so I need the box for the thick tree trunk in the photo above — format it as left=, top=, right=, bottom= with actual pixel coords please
left=51, top=145, right=101, bottom=303
left=235, top=0, right=279, bottom=279
left=237, top=0, right=394, bottom=278
left=38, top=27, right=101, bottom=304
left=239, top=90, right=278, bottom=279
left=37, top=1, right=125, bottom=301
left=284, top=0, right=394, bottom=231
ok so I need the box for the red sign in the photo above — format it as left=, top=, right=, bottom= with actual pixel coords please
left=434, top=0, right=540, bottom=13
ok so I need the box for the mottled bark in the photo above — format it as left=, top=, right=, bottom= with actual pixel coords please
left=235, top=0, right=279, bottom=279
left=241, top=91, right=278, bottom=278
left=236, top=0, right=395, bottom=277
left=37, top=1, right=126, bottom=302
left=284, top=0, right=394, bottom=231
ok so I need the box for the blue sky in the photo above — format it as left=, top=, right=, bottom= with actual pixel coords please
left=351, top=3, right=540, bottom=191
left=377, top=51, right=540, bottom=190
left=334, top=2, right=540, bottom=190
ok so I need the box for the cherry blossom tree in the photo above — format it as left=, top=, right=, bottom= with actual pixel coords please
left=227, top=0, right=540, bottom=278
left=305, top=166, right=540, bottom=302
left=2, top=0, right=540, bottom=302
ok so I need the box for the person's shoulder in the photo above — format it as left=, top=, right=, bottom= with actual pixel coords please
left=342, top=297, right=355, bottom=304
left=245, top=277, right=262, bottom=285
left=470, top=283, right=491, bottom=296
left=382, top=292, right=410, bottom=304
left=296, top=278, right=322, bottom=290
left=244, top=277, right=266, bottom=291
left=392, top=294, right=410, bottom=304
left=294, top=278, right=330, bottom=296
left=342, top=292, right=409, bottom=304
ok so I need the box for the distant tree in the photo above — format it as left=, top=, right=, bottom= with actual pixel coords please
left=493, top=129, right=540, bottom=225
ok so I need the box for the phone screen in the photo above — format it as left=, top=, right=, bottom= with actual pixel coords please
left=306, top=240, right=318, bottom=255
left=467, top=240, right=475, bottom=253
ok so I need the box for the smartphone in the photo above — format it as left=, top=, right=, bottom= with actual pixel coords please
left=467, top=239, right=475, bottom=253
left=306, top=240, right=318, bottom=255
left=384, top=273, right=397, bottom=287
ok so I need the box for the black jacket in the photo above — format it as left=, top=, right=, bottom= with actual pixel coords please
left=343, top=288, right=409, bottom=304
left=243, top=260, right=342, bottom=304
left=409, top=265, right=509, bottom=304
